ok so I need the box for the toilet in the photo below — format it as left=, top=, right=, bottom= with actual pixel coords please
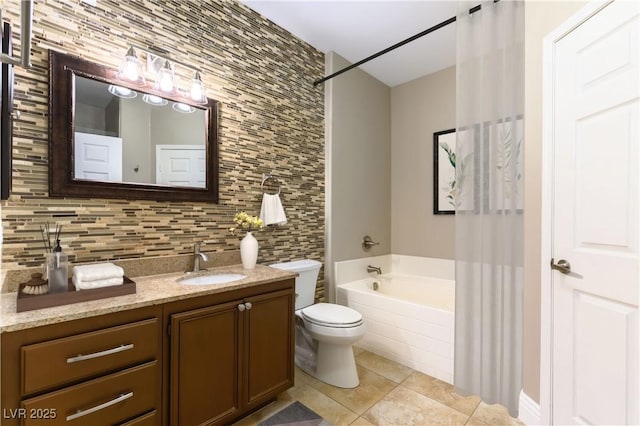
left=270, top=259, right=365, bottom=388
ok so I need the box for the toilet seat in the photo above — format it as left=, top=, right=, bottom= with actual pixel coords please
left=301, top=303, right=363, bottom=328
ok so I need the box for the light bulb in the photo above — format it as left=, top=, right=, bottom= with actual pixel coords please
left=159, top=74, right=173, bottom=92
left=155, top=60, right=175, bottom=93
left=122, top=60, right=139, bottom=81
left=190, top=71, right=205, bottom=103
left=117, top=46, right=144, bottom=85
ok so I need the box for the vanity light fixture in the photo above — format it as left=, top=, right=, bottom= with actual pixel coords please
left=117, top=46, right=145, bottom=85
left=116, top=46, right=207, bottom=102
left=107, top=84, right=137, bottom=99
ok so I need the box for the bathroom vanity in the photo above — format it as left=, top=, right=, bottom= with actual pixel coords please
left=0, top=265, right=295, bottom=426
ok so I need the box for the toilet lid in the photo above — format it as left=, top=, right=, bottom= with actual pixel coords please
left=301, top=303, right=363, bottom=328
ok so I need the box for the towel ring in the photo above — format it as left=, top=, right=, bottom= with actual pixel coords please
left=261, top=174, right=281, bottom=195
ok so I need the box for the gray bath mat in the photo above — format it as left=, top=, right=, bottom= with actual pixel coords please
left=258, top=401, right=332, bottom=426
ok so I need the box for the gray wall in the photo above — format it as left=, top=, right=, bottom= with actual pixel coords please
left=121, top=97, right=152, bottom=183
left=325, top=51, right=391, bottom=299
left=523, top=0, right=588, bottom=403
left=390, top=66, right=456, bottom=259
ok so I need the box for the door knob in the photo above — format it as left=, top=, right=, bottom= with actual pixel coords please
left=237, top=303, right=246, bottom=312
left=244, top=302, right=252, bottom=310
left=551, top=258, right=571, bottom=274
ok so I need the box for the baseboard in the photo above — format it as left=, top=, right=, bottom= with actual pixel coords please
left=518, top=390, right=541, bottom=425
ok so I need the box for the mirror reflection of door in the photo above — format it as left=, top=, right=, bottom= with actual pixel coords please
left=156, top=145, right=205, bottom=188
left=74, top=75, right=207, bottom=188
left=74, top=132, right=122, bottom=181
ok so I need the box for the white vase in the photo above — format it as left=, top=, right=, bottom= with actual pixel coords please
left=240, top=231, right=258, bottom=269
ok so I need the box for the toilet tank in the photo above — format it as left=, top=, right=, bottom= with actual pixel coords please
left=269, top=259, right=322, bottom=310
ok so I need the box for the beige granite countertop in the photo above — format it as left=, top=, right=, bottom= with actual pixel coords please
left=0, top=264, right=297, bottom=333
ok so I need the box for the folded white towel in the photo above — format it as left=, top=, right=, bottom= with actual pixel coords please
left=259, top=193, right=287, bottom=226
left=73, top=262, right=124, bottom=282
left=73, top=275, right=124, bottom=291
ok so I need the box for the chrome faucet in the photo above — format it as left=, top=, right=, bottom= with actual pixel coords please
left=367, top=265, right=382, bottom=275
left=192, top=241, right=209, bottom=273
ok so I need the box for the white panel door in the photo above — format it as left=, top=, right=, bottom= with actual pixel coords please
left=552, top=1, right=639, bottom=424
left=156, top=145, right=206, bottom=188
left=74, top=132, right=123, bottom=182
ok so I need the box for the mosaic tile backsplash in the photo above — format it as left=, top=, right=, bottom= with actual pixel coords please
left=1, top=1, right=325, bottom=296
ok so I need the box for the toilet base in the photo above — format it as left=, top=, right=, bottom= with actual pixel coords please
left=296, top=342, right=360, bottom=389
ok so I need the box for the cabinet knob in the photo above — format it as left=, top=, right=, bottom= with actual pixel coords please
left=238, top=303, right=246, bottom=312
left=245, top=302, right=252, bottom=310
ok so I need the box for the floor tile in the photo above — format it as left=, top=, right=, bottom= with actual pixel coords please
left=363, top=386, right=469, bottom=426
left=466, top=401, right=524, bottom=426
left=307, top=365, right=398, bottom=415
left=285, top=383, right=359, bottom=426
left=236, top=350, right=522, bottom=426
left=402, top=371, right=481, bottom=416
left=231, top=399, right=291, bottom=426
left=350, top=416, right=376, bottom=426
left=355, top=351, right=413, bottom=383
left=295, top=365, right=324, bottom=388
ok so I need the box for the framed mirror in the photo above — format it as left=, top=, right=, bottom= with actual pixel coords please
left=49, top=50, right=219, bottom=202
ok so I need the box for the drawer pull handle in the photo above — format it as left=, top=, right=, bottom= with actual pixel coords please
left=66, top=391, right=133, bottom=421
left=66, top=343, right=134, bottom=364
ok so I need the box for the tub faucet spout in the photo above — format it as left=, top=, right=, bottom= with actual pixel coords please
left=367, top=265, right=382, bottom=275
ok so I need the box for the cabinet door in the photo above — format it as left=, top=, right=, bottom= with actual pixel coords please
left=243, top=289, right=294, bottom=408
left=170, top=300, right=243, bottom=426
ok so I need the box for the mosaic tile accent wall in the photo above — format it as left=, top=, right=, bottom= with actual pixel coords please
left=0, top=1, right=325, bottom=297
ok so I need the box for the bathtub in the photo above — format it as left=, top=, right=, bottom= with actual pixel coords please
left=335, top=255, right=455, bottom=384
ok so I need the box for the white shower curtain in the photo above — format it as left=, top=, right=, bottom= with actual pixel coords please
left=453, top=0, right=524, bottom=416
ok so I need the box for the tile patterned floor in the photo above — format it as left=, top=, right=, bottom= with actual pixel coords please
left=233, top=348, right=524, bottom=426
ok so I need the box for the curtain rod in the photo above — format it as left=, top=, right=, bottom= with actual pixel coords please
left=313, top=3, right=485, bottom=87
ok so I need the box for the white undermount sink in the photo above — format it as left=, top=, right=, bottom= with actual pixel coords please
left=178, top=273, right=247, bottom=285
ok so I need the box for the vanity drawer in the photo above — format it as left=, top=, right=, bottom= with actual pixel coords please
left=22, top=318, right=158, bottom=395
left=119, top=410, right=158, bottom=426
left=21, top=361, right=157, bottom=426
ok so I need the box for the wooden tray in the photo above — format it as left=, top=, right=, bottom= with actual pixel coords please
left=16, top=276, right=136, bottom=313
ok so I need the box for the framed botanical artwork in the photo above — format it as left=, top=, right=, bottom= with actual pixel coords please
left=433, top=129, right=456, bottom=214
left=487, top=117, right=524, bottom=212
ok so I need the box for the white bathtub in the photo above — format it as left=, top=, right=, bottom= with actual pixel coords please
left=335, top=255, right=455, bottom=384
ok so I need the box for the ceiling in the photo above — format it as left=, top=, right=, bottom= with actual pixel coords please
left=241, top=1, right=458, bottom=87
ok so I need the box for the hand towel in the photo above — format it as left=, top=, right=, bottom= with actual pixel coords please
left=259, top=193, right=287, bottom=226
left=73, top=275, right=124, bottom=291
left=73, top=262, right=124, bottom=282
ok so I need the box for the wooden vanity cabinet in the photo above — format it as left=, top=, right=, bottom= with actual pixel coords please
left=0, top=278, right=295, bottom=426
left=0, top=305, right=163, bottom=426
left=164, top=279, right=295, bottom=426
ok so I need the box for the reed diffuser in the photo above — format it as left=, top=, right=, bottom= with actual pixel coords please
left=40, top=223, right=68, bottom=293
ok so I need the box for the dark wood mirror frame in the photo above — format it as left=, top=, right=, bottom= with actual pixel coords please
left=49, top=50, right=219, bottom=202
